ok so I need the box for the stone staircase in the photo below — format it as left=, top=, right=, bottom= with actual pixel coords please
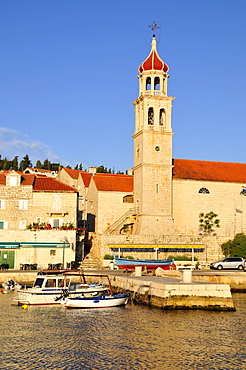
left=81, top=254, right=103, bottom=270
left=105, top=207, right=139, bottom=234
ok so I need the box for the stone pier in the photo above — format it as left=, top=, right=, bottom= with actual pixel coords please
left=110, top=274, right=235, bottom=311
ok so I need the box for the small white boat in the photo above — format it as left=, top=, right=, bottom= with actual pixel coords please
left=63, top=293, right=130, bottom=309
left=2, top=279, right=22, bottom=291
left=13, top=270, right=108, bottom=306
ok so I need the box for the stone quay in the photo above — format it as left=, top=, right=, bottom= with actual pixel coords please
left=1, top=268, right=244, bottom=311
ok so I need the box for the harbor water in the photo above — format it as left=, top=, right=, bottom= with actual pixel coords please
left=1, top=292, right=245, bottom=369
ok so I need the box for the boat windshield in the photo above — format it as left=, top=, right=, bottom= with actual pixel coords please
left=33, top=278, right=44, bottom=288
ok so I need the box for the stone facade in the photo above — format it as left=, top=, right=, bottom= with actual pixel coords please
left=0, top=171, right=79, bottom=269
left=86, top=175, right=134, bottom=234
left=173, top=179, right=246, bottom=237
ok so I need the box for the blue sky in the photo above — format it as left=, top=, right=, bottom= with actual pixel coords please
left=0, top=0, right=246, bottom=172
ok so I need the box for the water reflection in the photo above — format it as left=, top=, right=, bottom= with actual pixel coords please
left=0, top=293, right=245, bottom=369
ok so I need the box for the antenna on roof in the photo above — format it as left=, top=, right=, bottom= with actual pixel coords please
left=148, top=21, right=160, bottom=37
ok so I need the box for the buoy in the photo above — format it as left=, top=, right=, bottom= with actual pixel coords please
left=21, top=304, right=28, bottom=309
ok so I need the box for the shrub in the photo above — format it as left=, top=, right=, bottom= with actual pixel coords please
left=104, top=254, right=114, bottom=260
left=221, top=233, right=246, bottom=257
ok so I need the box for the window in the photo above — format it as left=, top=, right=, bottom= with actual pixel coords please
left=159, top=109, right=165, bottom=126
left=50, top=250, right=56, bottom=256
left=198, top=188, right=210, bottom=194
left=19, top=221, right=26, bottom=229
left=123, top=195, right=134, bottom=203
left=0, top=200, right=5, bottom=209
left=53, top=194, right=62, bottom=212
left=49, top=218, right=62, bottom=228
left=58, top=279, right=64, bottom=287
left=19, top=200, right=28, bottom=210
left=148, top=107, right=154, bottom=125
left=156, top=183, right=159, bottom=194
left=45, top=279, right=56, bottom=287
left=240, top=188, right=246, bottom=196
left=9, top=176, right=18, bottom=186
left=0, top=221, right=8, bottom=229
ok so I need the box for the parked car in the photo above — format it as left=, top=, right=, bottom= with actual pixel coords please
left=210, top=257, right=245, bottom=270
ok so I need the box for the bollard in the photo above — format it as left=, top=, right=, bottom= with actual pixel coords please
left=182, top=269, right=192, bottom=283
left=135, top=266, right=142, bottom=276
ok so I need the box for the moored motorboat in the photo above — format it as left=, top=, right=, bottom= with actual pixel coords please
left=63, top=293, right=130, bottom=309
left=114, top=257, right=176, bottom=271
left=2, top=279, right=22, bottom=291
left=13, top=271, right=108, bottom=306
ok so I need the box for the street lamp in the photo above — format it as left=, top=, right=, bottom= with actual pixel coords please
left=60, top=237, right=68, bottom=269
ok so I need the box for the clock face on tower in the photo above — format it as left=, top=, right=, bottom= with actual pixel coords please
left=155, top=146, right=160, bottom=152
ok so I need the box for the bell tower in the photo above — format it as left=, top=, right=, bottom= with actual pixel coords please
left=133, top=30, right=175, bottom=235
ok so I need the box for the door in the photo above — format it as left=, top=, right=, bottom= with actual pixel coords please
left=0, top=250, right=15, bottom=268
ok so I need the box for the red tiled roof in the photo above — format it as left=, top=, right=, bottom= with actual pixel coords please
left=33, top=176, right=77, bottom=192
left=93, top=173, right=133, bottom=192
left=21, top=174, right=36, bottom=185
left=0, top=173, right=6, bottom=185
left=63, top=168, right=82, bottom=179
left=0, top=172, right=77, bottom=191
left=79, top=172, right=92, bottom=188
left=173, top=159, right=246, bottom=183
left=63, top=168, right=92, bottom=187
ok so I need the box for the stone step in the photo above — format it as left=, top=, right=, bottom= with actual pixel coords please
left=81, top=255, right=103, bottom=269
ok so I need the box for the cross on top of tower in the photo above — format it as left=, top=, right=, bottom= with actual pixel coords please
left=148, top=21, right=160, bottom=37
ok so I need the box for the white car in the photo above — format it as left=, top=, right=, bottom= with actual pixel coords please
left=210, top=257, right=245, bottom=270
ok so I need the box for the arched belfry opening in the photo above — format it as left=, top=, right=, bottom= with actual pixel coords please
left=148, top=107, right=154, bottom=125
left=154, top=77, right=160, bottom=90
left=159, top=108, right=165, bottom=126
left=146, top=77, right=151, bottom=91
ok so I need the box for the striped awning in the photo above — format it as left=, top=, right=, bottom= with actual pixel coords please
left=109, top=244, right=205, bottom=253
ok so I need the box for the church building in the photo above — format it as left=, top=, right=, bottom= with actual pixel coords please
left=81, top=34, right=246, bottom=263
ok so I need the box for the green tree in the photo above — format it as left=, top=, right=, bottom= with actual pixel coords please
left=96, top=165, right=108, bottom=173
left=199, top=211, right=220, bottom=235
left=43, top=159, right=51, bottom=170
left=3, top=157, right=11, bottom=170
left=12, top=156, right=19, bottom=170
left=19, top=154, right=32, bottom=172
left=35, top=160, right=42, bottom=169
left=221, top=233, right=246, bottom=257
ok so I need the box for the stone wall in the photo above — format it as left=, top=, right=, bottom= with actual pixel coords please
left=89, top=232, right=230, bottom=262
left=173, top=178, right=246, bottom=237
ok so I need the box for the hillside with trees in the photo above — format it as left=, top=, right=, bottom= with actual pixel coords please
left=0, top=155, right=125, bottom=174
